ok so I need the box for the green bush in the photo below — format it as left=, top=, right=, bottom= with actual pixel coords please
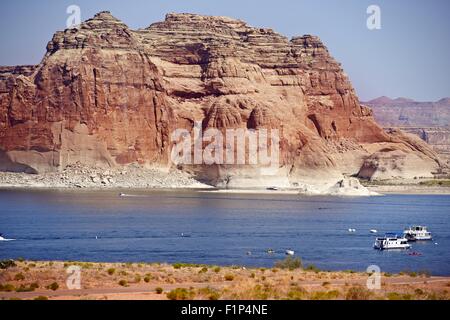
left=274, top=256, right=302, bottom=270
left=166, top=288, right=195, bottom=300
left=34, top=296, right=48, bottom=300
left=199, top=267, right=208, bottom=274
left=144, top=276, right=151, bottom=283
left=155, top=287, right=163, bottom=294
left=107, top=268, right=116, bottom=275
left=213, top=267, right=221, bottom=273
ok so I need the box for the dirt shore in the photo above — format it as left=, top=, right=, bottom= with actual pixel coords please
left=0, top=260, right=449, bottom=300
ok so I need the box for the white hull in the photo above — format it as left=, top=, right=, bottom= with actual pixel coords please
left=404, top=226, right=432, bottom=241
left=374, top=235, right=411, bottom=250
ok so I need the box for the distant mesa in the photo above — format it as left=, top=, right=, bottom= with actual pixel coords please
left=365, top=96, right=450, bottom=164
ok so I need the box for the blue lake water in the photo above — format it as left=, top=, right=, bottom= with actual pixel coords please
left=0, top=189, right=449, bottom=275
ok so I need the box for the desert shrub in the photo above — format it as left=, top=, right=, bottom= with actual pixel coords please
left=0, top=284, right=15, bottom=292
left=343, top=270, right=356, bottom=274
left=15, top=284, right=35, bottom=292
left=287, top=287, right=307, bottom=300
left=155, top=287, right=163, bottom=294
left=34, top=296, right=49, bottom=300
left=107, top=268, right=115, bottom=275
left=247, top=284, right=278, bottom=300
left=213, top=267, right=221, bottom=273
left=134, top=274, right=141, bottom=283
left=250, top=272, right=256, bottom=278
left=0, top=259, right=16, bottom=269
left=118, top=280, right=128, bottom=287
left=166, top=288, right=195, bottom=300
left=46, top=282, right=59, bottom=291
left=199, top=267, right=208, bottom=274
left=224, top=274, right=235, bottom=281
left=387, top=292, right=413, bottom=300
left=401, top=270, right=417, bottom=277
left=322, top=281, right=331, bottom=287
left=274, top=256, right=302, bottom=270
left=415, top=288, right=424, bottom=295
left=345, top=286, right=372, bottom=300
left=144, top=276, right=151, bottom=283
left=304, top=264, right=320, bottom=273
left=14, top=273, right=25, bottom=281
left=418, top=270, right=431, bottom=277
left=198, top=287, right=221, bottom=300
left=311, top=290, right=340, bottom=300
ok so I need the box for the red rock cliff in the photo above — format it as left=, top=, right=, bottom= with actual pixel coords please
left=0, top=12, right=443, bottom=185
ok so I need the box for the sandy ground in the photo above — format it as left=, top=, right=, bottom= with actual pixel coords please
left=367, top=185, right=450, bottom=195
left=1, top=260, right=449, bottom=300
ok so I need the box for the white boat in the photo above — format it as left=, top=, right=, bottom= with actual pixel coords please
left=403, top=226, right=432, bottom=241
left=373, top=233, right=411, bottom=250
left=370, top=229, right=378, bottom=234
left=0, top=234, right=15, bottom=241
left=285, top=249, right=295, bottom=256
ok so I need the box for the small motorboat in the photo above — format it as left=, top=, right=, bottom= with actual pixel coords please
left=0, top=233, right=15, bottom=241
left=370, top=229, right=378, bottom=234
left=348, top=228, right=356, bottom=233
left=403, top=226, right=432, bottom=241
left=374, top=233, right=411, bottom=250
left=266, top=249, right=275, bottom=254
left=285, top=249, right=295, bottom=256
left=267, top=187, right=278, bottom=191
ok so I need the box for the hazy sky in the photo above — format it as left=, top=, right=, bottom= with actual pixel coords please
left=0, top=0, right=449, bottom=101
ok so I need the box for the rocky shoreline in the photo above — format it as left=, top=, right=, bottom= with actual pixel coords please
left=1, top=167, right=449, bottom=195
left=0, top=164, right=210, bottom=190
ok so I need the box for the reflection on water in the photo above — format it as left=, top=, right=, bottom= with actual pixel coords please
left=0, top=189, right=449, bottom=275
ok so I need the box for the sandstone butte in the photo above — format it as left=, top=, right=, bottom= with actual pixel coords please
left=0, top=12, right=446, bottom=187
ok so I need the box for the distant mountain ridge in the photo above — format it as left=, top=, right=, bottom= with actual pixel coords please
left=365, top=97, right=450, bottom=162
left=364, top=96, right=450, bottom=127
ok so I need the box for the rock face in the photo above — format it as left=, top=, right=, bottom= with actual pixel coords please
left=0, top=12, right=445, bottom=185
